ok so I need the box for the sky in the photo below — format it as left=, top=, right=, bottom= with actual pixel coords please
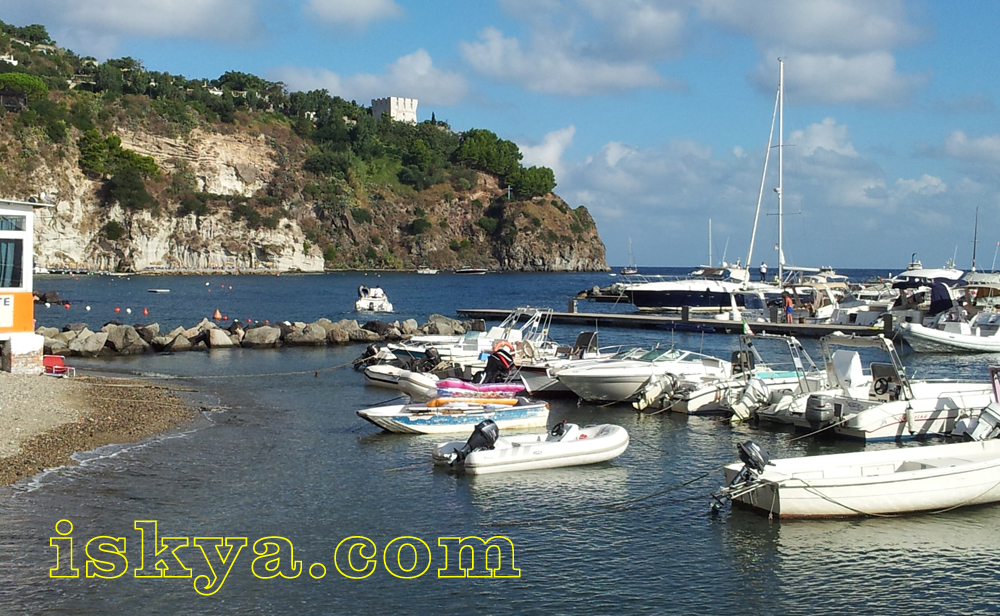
left=5, top=0, right=1000, bottom=270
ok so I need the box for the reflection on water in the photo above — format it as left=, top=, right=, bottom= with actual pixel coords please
left=8, top=271, right=1000, bottom=614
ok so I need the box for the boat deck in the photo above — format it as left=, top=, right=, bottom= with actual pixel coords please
left=456, top=309, right=888, bottom=338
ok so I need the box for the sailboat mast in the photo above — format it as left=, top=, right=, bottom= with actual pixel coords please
left=708, top=219, right=713, bottom=267
left=777, top=58, right=785, bottom=282
left=746, top=82, right=781, bottom=278
left=972, top=207, right=979, bottom=272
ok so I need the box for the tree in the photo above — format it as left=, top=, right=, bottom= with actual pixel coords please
left=0, top=72, right=48, bottom=102
left=107, top=167, right=155, bottom=210
left=507, top=165, right=556, bottom=199
left=454, top=129, right=522, bottom=177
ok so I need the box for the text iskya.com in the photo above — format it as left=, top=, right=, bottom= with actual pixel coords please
left=49, top=520, right=520, bottom=595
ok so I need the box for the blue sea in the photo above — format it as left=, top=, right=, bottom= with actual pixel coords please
left=4, top=268, right=1000, bottom=615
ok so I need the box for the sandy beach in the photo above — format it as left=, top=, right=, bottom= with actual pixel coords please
left=0, top=373, right=196, bottom=486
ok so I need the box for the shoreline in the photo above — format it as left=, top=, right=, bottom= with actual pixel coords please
left=0, top=374, right=198, bottom=487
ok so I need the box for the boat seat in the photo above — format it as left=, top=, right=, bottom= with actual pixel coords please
left=830, top=350, right=863, bottom=387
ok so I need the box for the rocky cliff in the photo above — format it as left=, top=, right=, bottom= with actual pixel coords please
left=4, top=114, right=606, bottom=273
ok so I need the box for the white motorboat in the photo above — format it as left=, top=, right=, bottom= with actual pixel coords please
left=715, top=435, right=1000, bottom=518
left=387, top=307, right=559, bottom=365
left=416, top=267, right=439, bottom=275
left=676, top=333, right=827, bottom=417
left=433, top=420, right=629, bottom=475
left=792, top=335, right=993, bottom=441
left=355, top=285, right=393, bottom=312
left=515, top=332, right=631, bottom=396
left=357, top=398, right=549, bottom=434
left=556, top=347, right=731, bottom=403
left=900, top=309, right=1000, bottom=353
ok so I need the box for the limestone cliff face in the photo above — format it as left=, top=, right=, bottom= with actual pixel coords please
left=27, top=128, right=323, bottom=272
left=6, top=119, right=606, bottom=272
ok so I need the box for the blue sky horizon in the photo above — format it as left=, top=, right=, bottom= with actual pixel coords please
left=5, top=1, right=1000, bottom=270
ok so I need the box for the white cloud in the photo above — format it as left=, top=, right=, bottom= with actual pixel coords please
left=943, top=131, right=1000, bottom=163
left=304, top=0, right=403, bottom=28
left=517, top=126, right=576, bottom=184
left=697, top=0, right=925, bottom=53
left=558, top=120, right=967, bottom=267
left=575, top=0, right=688, bottom=60
left=699, top=0, right=929, bottom=106
left=789, top=117, right=858, bottom=157
left=4, top=0, right=257, bottom=57
left=751, top=51, right=927, bottom=106
left=459, top=27, right=675, bottom=95
left=273, top=49, right=467, bottom=106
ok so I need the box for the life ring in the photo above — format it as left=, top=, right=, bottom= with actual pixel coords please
left=493, top=340, right=515, bottom=353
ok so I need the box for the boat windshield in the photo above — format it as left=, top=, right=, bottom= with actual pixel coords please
left=612, top=347, right=648, bottom=360
left=637, top=349, right=686, bottom=362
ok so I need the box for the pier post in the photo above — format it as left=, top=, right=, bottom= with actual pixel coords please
left=568, top=300, right=577, bottom=314
left=882, top=314, right=893, bottom=337
left=681, top=306, right=690, bottom=323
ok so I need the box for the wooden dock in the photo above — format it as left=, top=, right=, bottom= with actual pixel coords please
left=456, top=308, right=889, bottom=338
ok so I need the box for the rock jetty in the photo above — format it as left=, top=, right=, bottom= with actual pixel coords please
left=36, top=314, right=482, bottom=357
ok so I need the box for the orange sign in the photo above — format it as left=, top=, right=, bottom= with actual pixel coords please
left=0, top=293, right=35, bottom=333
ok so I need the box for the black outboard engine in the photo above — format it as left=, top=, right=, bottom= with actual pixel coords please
left=804, top=393, right=836, bottom=431
left=450, top=419, right=500, bottom=466
left=415, top=347, right=441, bottom=373
left=354, top=344, right=381, bottom=371
left=737, top=441, right=770, bottom=474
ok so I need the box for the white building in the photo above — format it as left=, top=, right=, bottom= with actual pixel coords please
left=371, top=97, right=418, bottom=124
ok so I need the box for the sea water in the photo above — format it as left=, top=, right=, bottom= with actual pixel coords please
left=3, top=270, right=1000, bottom=615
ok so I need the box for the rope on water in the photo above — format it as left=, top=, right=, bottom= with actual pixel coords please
left=127, top=358, right=366, bottom=381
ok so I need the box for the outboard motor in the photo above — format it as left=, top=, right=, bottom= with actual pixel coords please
left=737, top=441, right=770, bottom=474
left=449, top=419, right=500, bottom=466
left=354, top=344, right=381, bottom=371
left=711, top=441, right=771, bottom=511
left=804, top=393, right=836, bottom=431
left=414, top=348, right=441, bottom=373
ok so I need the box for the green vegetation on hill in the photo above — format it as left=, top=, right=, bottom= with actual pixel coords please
left=0, top=19, right=605, bottom=271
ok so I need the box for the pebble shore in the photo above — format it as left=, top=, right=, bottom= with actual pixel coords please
left=0, top=374, right=195, bottom=486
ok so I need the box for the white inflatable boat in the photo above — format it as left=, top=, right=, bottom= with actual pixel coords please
left=432, top=420, right=629, bottom=474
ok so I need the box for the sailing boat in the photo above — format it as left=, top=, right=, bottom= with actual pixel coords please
left=621, top=238, right=638, bottom=275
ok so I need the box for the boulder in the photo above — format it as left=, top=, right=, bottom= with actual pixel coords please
left=400, top=319, right=419, bottom=335
left=62, top=322, right=87, bottom=332
left=53, top=330, right=78, bottom=345
left=242, top=325, right=281, bottom=348
left=349, top=328, right=382, bottom=342
left=363, top=320, right=392, bottom=337
left=46, top=339, right=69, bottom=355
left=423, top=321, right=455, bottom=336
left=166, top=326, right=185, bottom=339
left=41, top=290, right=62, bottom=304
left=327, top=328, right=351, bottom=344
left=70, top=331, right=109, bottom=357
left=36, top=326, right=59, bottom=338
left=191, top=340, right=208, bottom=351
left=285, top=323, right=328, bottom=346
left=334, top=319, right=361, bottom=331
left=427, top=314, right=466, bottom=334
left=313, top=318, right=335, bottom=334
left=208, top=328, right=236, bottom=348
left=228, top=321, right=245, bottom=343
left=104, top=324, right=143, bottom=352
left=136, top=323, right=160, bottom=343
left=277, top=321, right=297, bottom=339
left=150, top=335, right=174, bottom=351
left=119, top=337, right=151, bottom=355
left=166, top=334, right=192, bottom=352
left=383, top=327, right=403, bottom=341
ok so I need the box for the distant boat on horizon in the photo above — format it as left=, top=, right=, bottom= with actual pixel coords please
left=455, top=267, right=488, bottom=275
left=621, top=238, right=638, bottom=276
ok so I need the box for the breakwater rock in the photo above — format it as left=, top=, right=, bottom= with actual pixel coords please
left=36, top=314, right=480, bottom=357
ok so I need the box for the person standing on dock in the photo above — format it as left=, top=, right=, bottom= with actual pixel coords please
left=759, top=262, right=767, bottom=282
left=783, top=292, right=794, bottom=323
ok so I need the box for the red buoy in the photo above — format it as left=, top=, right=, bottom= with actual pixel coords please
left=142, top=308, right=149, bottom=316
left=63, top=303, right=70, bottom=309
left=222, top=315, right=228, bottom=321
left=114, top=307, right=121, bottom=313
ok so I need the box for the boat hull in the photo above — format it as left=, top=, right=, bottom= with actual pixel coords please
left=433, top=425, right=629, bottom=474
left=724, top=439, right=1000, bottom=517
left=900, top=322, right=1000, bottom=353
left=357, top=403, right=549, bottom=434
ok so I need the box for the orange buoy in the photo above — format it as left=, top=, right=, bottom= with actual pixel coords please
left=114, top=307, right=121, bottom=313
left=63, top=303, right=71, bottom=309
left=246, top=318, right=251, bottom=323
left=213, top=309, right=222, bottom=320
left=142, top=308, right=149, bottom=316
